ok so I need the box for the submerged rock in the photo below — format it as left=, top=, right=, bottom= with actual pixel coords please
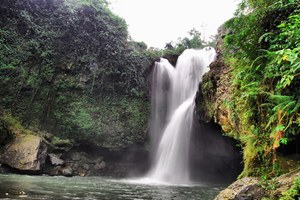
left=0, top=135, right=47, bottom=171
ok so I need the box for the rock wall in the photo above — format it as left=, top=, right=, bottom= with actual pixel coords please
left=0, top=0, right=157, bottom=152
left=196, top=56, right=232, bottom=128
left=0, top=133, right=149, bottom=177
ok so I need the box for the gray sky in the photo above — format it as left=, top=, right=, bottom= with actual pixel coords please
left=109, top=0, right=240, bottom=49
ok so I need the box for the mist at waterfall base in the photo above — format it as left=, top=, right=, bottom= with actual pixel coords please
left=146, top=47, right=243, bottom=184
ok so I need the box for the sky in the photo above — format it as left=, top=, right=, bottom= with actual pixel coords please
left=108, top=0, right=240, bottom=49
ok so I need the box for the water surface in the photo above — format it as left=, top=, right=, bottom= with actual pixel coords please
left=0, top=174, right=225, bottom=199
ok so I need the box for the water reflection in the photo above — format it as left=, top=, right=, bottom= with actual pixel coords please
left=0, top=174, right=226, bottom=199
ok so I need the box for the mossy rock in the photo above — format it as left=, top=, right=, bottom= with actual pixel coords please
left=0, top=135, right=47, bottom=171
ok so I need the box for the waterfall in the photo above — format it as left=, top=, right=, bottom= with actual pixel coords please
left=147, top=47, right=216, bottom=184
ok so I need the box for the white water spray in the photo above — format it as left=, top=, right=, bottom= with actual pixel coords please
left=147, top=47, right=216, bottom=184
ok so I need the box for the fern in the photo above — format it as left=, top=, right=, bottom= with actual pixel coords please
left=258, top=32, right=273, bottom=43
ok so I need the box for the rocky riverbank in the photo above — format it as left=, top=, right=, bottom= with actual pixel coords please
left=0, top=134, right=149, bottom=177
left=215, top=168, right=300, bottom=200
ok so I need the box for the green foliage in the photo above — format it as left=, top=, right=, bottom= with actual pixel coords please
left=0, top=112, right=37, bottom=147
left=258, top=176, right=281, bottom=191
left=162, top=28, right=207, bottom=55
left=55, top=93, right=149, bottom=149
left=199, top=74, right=217, bottom=120
left=0, top=0, right=155, bottom=148
left=280, top=177, right=300, bottom=200
left=222, top=0, right=300, bottom=178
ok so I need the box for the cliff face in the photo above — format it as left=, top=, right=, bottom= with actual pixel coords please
left=197, top=56, right=232, bottom=128
left=194, top=46, right=244, bottom=183
left=196, top=25, right=235, bottom=134
left=0, top=0, right=157, bottom=151
left=0, top=0, right=157, bottom=176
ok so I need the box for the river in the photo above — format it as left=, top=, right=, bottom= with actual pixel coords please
left=0, top=174, right=227, bottom=199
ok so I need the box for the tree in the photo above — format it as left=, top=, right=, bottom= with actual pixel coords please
left=163, top=28, right=206, bottom=55
left=188, top=28, right=204, bottom=49
left=164, top=42, right=174, bottom=50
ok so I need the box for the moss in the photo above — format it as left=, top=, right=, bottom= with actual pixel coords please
left=0, top=0, right=155, bottom=151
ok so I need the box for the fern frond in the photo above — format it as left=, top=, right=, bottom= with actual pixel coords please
left=281, top=100, right=296, bottom=113
left=258, top=32, right=273, bottom=43
left=266, top=112, right=278, bottom=129
left=268, top=94, right=293, bottom=103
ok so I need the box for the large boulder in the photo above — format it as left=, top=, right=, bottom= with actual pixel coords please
left=215, top=168, right=300, bottom=199
left=0, top=135, right=47, bottom=171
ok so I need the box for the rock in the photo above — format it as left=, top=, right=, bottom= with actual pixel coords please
left=162, top=53, right=179, bottom=67
left=79, top=172, right=85, bottom=177
left=52, top=139, right=73, bottom=148
left=88, top=62, right=99, bottom=72
left=48, top=154, right=64, bottom=166
left=95, top=157, right=104, bottom=163
left=216, top=24, right=235, bottom=58
left=217, top=24, right=234, bottom=40
left=0, top=135, right=47, bottom=171
left=214, top=177, right=261, bottom=200
left=197, top=57, right=231, bottom=123
left=82, top=163, right=90, bottom=171
left=38, top=131, right=53, bottom=142
left=94, top=161, right=106, bottom=170
left=52, top=139, right=73, bottom=154
left=71, top=153, right=80, bottom=161
left=215, top=169, right=300, bottom=199
left=48, top=166, right=62, bottom=176
left=61, top=166, right=73, bottom=177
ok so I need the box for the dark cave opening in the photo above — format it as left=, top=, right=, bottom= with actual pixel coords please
left=190, top=120, right=244, bottom=183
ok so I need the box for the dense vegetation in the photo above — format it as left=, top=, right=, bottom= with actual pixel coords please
left=222, top=0, right=300, bottom=178
left=0, top=0, right=157, bottom=149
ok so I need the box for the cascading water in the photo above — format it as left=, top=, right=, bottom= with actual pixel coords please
left=147, top=47, right=217, bottom=184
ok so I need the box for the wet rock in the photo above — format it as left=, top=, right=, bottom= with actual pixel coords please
left=0, top=135, right=47, bottom=171
left=48, top=154, right=64, bottom=166
left=94, top=161, right=106, bottom=170
left=48, top=166, right=62, bottom=176
left=61, top=166, right=73, bottom=177
left=163, top=53, right=179, bottom=67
